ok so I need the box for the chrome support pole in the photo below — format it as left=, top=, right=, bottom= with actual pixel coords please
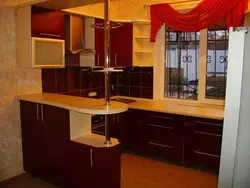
left=104, top=0, right=111, bottom=145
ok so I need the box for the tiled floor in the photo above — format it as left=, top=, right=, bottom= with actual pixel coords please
left=0, top=154, right=218, bottom=188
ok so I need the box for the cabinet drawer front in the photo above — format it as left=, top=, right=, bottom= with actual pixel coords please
left=190, top=151, right=221, bottom=170
left=193, top=132, right=222, bottom=156
left=146, top=112, right=180, bottom=128
left=188, top=117, right=223, bottom=135
left=146, top=124, right=177, bottom=147
left=145, top=141, right=181, bottom=162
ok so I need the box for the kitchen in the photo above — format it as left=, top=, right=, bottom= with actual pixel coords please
left=0, top=0, right=250, bottom=188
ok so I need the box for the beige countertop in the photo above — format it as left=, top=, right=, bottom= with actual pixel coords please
left=112, top=96, right=224, bottom=120
left=16, top=93, right=224, bottom=120
left=16, top=93, right=128, bottom=115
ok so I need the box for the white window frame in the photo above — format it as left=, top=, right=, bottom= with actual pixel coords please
left=153, top=25, right=225, bottom=105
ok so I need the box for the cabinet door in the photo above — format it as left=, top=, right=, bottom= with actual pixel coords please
left=122, top=109, right=145, bottom=152
left=110, top=114, right=124, bottom=139
left=32, top=6, right=65, bottom=39
left=184, top=117, right=223, bottom=170
left=41, top=104, right=70, bottom=187
left=65, top=14, right=84, bottom=52
left=93, top=145, right=121, bottom=188
left=20, top=101, right=43, bottom=176
left=110, top=23, right=133, bottom=67
left=69, top=142, right=92, bottom=188
left=95, top=18, right=105, bottom=66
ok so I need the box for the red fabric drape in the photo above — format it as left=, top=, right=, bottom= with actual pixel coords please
left=150, top=0, right=249, bottom=42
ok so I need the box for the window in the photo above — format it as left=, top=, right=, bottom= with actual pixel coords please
left=165, top=28, right=200, bottom=100
left=206, top=29, right=228, bottom=100
left=164, top=26, right=228, bottom=103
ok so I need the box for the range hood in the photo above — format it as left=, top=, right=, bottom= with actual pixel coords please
left=65, top=14, right=95, bottom=54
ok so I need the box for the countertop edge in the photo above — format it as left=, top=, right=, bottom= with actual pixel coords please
left=16, top=94, right=129, bottom=115
left=128, top=106, right=224, bottom=120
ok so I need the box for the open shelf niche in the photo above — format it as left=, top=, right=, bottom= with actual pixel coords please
left=133, top=23, right=154, bottom=66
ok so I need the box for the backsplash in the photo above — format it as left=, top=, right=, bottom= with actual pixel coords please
left=42, top=57, right=153, bottom=99
left=113, top=67, right=153, bottom=99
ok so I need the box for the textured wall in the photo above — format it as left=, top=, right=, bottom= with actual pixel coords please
left=0, top=8, right=42, bottom=182
left=0, top=0, right=47, bottom=8
left=64, top=0, right=201, bottom=21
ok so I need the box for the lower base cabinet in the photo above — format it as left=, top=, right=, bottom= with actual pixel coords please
left=121, top=109, right=223, bottom=171
left=20, top=100, right=121, bottom=188
left=69, top=142, right=121, bottom=188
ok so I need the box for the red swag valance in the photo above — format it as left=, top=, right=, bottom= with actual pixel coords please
left=150, top=0, right=249, bottom=42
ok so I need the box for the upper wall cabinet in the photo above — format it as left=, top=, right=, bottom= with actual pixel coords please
left=95, top=18, right=105, bottom=67
left=95, top=19, right=133, bottom=67
left=17, top=6, right=65, bottom=69
left=110, top=22, right=133, bottom=67
left=65, top=14, right=85, bottom=54
left=32, top=6, right=65, bottom=40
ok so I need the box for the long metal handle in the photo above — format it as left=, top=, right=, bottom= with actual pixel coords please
left=41, top=105, right=44, bottom=122
left=148, top=142, right=172, bottom=148
left=97, top=54, right=100, bottom=66
left=114, top=54, right=117, bottom=66
left=36, top=104, right=39, bottom=121
left=148, top=124, right=173, bottom=130
left=90, top=148, right=93, bottom=167
left=40, top=33, right=61, bottom=37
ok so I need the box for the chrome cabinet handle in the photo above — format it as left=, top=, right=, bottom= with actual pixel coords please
left=196, top=121, right=222, bottom=127
left=40, top=33, right=61, bottom=37
left=114, top=54, right=117, bottom=66
left=148, top=115, right=174, bottom=120
left=36, top=104, right=39, bottom=121
left=97, top=54, right=100, bottom=66
left=148, top=124, right=173, bottom=130
left=41, top=105, right=44, bottom=122
left=90, top=148, right=93, bottom=167
left=148, top=142, right=172, bottom=148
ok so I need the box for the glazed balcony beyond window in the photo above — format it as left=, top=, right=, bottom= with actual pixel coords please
left=164, top=26, right=228, bottom=102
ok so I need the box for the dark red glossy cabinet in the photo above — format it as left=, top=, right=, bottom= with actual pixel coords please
left=95, top=18, right=105, bottom=66
left=122, top=109, right=145, bottom=152
left=20, top=101, right=70, bottom=187
left=110, top=22, right=133, bottom=67
left=69, top=141, right=121, bottom=188
left=143, top=112, right=183, bottom=162
left=121, top=109, right=223, bottom=171
left=20, top=101, right=121, bottom=188
left=95, top=19, right=133, bottom=67
left=31, top=6, right=65, bottom=39
left=184, top=117, right=223, bottom=170
left=20, top=101, right=43, bottom=176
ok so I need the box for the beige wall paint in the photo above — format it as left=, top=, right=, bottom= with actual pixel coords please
left=0, top=0, right=48, bottom=8
left=64, top=0, right=201, bottom=21
left=0, top=8, right=42, bottom=182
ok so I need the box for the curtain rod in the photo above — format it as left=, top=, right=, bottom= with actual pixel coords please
left=144, top=0, right=200, bottom=8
